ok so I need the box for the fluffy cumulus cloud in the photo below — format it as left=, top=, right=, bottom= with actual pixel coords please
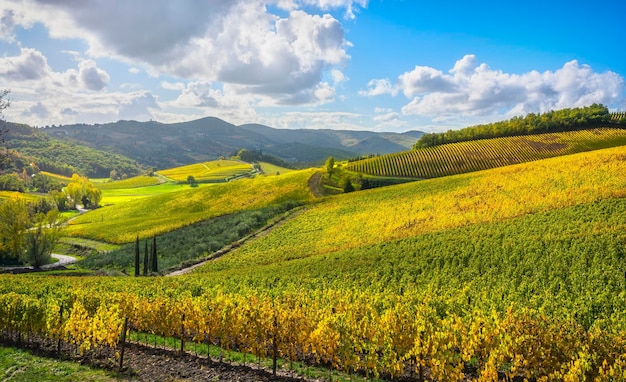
left=0, top=47, right=48, bottom=81
left=274, top=0, right=368, bottom=19
left=5, top=0, right=350, bottom=106
left=363, top=54, right=624, bottom=122
left=0, top=47, right=156, bottom=125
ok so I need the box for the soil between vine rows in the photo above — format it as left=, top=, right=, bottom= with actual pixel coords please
left=0, top=335, right=314, bottom=381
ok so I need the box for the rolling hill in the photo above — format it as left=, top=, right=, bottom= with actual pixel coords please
left=3, top=107, right=626, bottom=380
left=3, top=145, right=626, bottom=380
left=39, top=117, right=422, bottom=169
left=3, top=122, right=142, bottom=178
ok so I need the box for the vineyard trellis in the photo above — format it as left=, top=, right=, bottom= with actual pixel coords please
left=346, top=128, right=626, bottom=179
left=0, top=283, right=625, bottom=380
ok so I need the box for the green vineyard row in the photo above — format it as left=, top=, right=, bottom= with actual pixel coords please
left=346, top=128, right=626, bottom=179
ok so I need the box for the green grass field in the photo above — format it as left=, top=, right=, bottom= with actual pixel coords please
left=96, top=175, right=161, bottom=190
left=0, top=190, right=42, bottom=201
left=99, top=182, right=209, bottom=205
left=258, top=161, right=295, bottom=176
left=158, top=159, right=254, bottom=182
left=0, top=346, right=118, bottom=381
left=65, top=168, right=316, bottom=243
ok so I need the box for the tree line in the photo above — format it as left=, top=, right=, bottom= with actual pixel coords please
left=414, top=104, right=623, bottom=148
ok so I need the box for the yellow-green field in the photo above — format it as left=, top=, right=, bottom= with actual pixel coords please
left=65, top=169, right=316, bottom=243
left=216, top=145, right=626, bottom=268
left=40, top=171, right=73, bottom=184
left=258, top=162, right=295, bottom=176
left=158, top=159, right=254, bottom=182
left=347, top=127, right=626, bottom=178
left=0, top=190, right=41, bottom=202
left=96, top=175, right=161, bottom=190
left=99, top=182, right=204, bottom=205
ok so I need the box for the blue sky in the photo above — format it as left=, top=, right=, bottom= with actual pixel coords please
left=0, top=0, right=624, bottom=133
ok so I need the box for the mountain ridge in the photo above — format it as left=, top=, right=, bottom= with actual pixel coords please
left=40, top=117, right=423, bottom=169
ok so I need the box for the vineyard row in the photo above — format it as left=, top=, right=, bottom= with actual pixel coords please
left=346, top=128, right=626, bottom=178
left=1, top=287, right=625, bottom=381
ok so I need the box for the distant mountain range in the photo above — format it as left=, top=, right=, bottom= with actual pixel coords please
left=41, top=118, right=423, bottom=170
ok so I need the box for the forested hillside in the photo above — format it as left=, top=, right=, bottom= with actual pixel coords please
left=3, top=123, right=142, bottom=178
left=414, top=104, right=624, bottom=148
left=40, top=118, right=421, bottom=168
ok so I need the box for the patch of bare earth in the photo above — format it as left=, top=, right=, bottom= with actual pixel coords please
left=0, top=335, right=312, bottom=381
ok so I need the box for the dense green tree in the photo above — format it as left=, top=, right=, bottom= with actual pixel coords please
left=143, top=240, right=148, bottom=276
left=187, top=175, right=198, bottom=187
left=23, top=209, right=63, bottom=268
left=414, top=104, right=615, bottom=149
left=31, top=173, right=62, bottom=193
left=325, top=157, right=335, bottom=176
left=151, top=236, right=158, bottom=273
left=0, top=197, right=29, bottom=260
left=49, top=190, right=68, bottom=211
left=134, top=236, right=140, bottom=276
left=0, top=173, right=25, bottom=192
left=65, top=174, right=101, bottom=209
left=339, top=175, right=354, bottom=193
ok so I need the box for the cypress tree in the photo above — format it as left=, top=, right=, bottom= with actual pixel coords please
left=143, top=240, right=149, bottom=275
left=134, top=236, right=140, bottom=276
left=151, top=236, right=158, bottom=273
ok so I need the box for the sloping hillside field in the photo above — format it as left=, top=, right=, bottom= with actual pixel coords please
left=2, top=147, right=626, bottom=380
left=347, top=127, right=626, bottom=178
left=65, top=169, right=316, bottom=243
left=158, top=159, right=254, bottom=182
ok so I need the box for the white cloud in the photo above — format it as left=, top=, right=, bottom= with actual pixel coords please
left=77, top=59, right=110, bottom=91
left=360, top=78, right=396, bottom=96
left=0, top=47, right=49, bottom=80
left=398, top=65, right=456, bottom=97
left=330, top=69, right=347, bottom=84
left=300, top=0, right=368, bottom=19
left=172, top=82, right=227, bottom=109
left=373, top=111, right=399, bottom=122
left=0, top=9, right=19, bottom=42
left=160, top=81, right=186, bottom=91
left=362, top=54, right=624, bottom=122
left=5, top=0, right=352, bottom=106
left=0, top=47, right=160, bottom=125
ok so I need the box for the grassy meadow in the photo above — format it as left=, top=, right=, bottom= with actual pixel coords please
left=65, top=168, right=317, bottom=243
left=0, top=346, right=119, bottom=381
left=158, top=159, right=254, bottom=182
left=98, top=182, right=206, bottom=205
left=0, top=190, right=42, bottom=201
left=95, top=175, right=161, bottom=190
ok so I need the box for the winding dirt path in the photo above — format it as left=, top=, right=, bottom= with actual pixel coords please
left=307, top=171, right=325, bottom=198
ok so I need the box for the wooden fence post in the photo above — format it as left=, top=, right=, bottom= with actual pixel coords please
left=119, top=317, right=129, bottom=371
